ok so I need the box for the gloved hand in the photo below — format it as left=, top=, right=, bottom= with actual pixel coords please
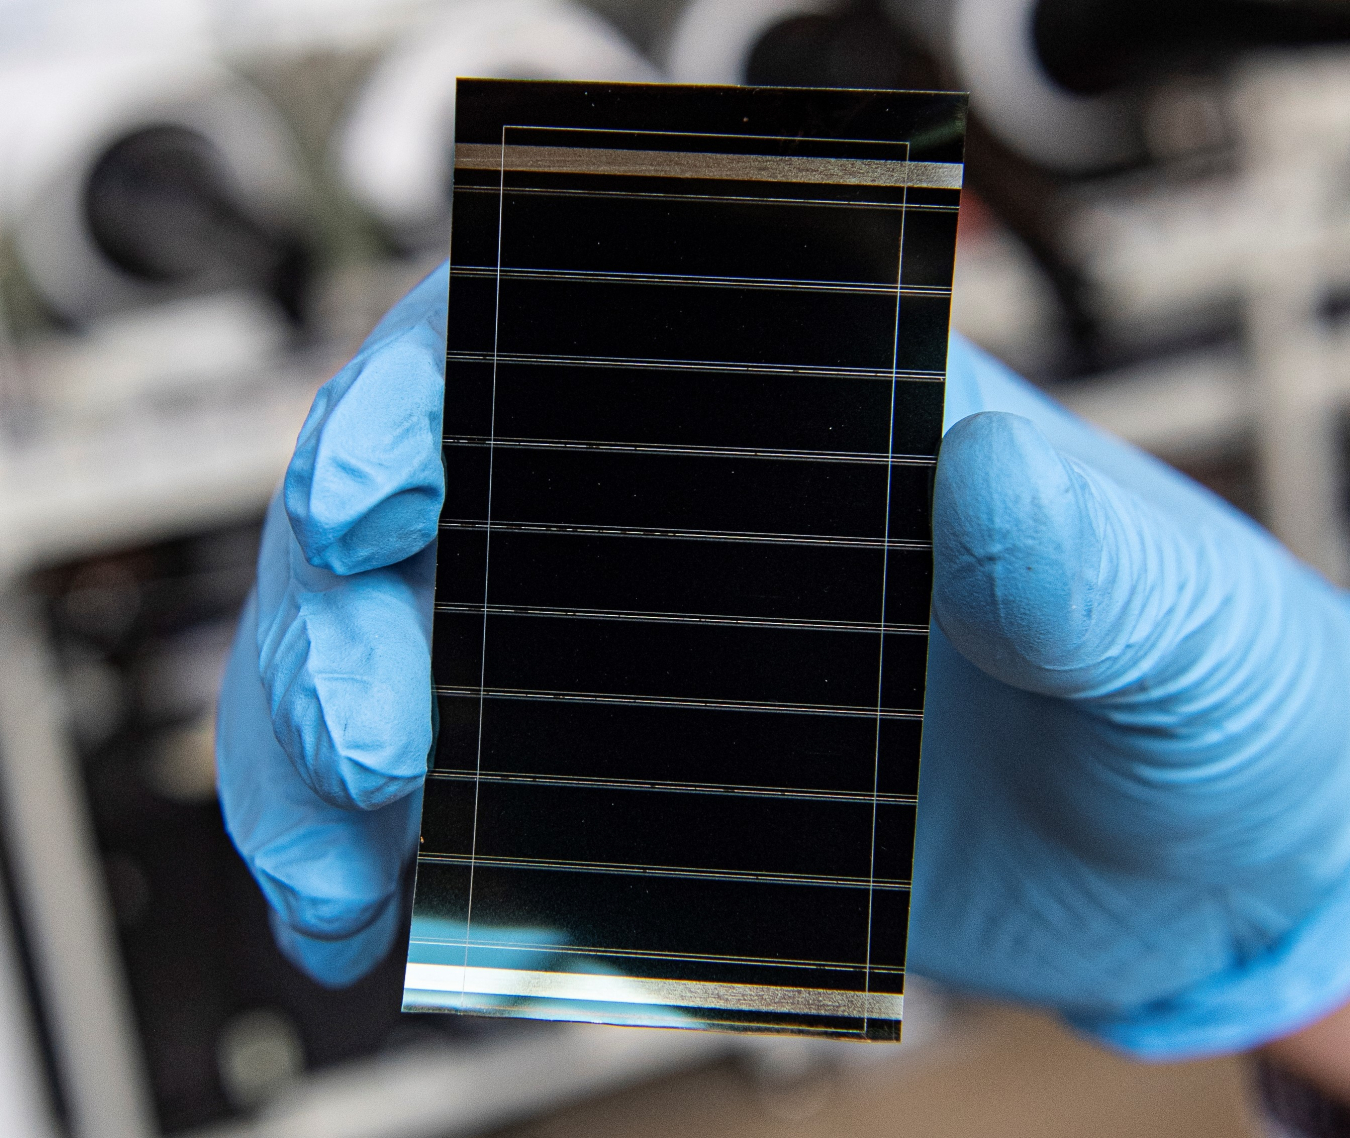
left=217, top=261, right=1350, bottom=1058
left=216, top=263, right=445, bottom=985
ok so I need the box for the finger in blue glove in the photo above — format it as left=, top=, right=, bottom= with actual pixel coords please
left=216, top=263, right=448, bottom=986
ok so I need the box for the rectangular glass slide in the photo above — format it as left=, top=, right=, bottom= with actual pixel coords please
left=403, top=79, right=966, bottom=1040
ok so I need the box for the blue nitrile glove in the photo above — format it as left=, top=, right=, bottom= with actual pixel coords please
left=217, top=262, right=1350, bottom=1059
left=216, top=263, right=445, bottom=985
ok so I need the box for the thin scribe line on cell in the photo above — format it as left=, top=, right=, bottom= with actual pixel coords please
left=500, top=122, right=915, bottom=150
left=442, top=436, right=937, bottom=466
left=435, top=601, right=929, bottom=636
left=863, top=153, right=911, bottom=1034
left=454, top=264, right=950, bottom=297
left=432, top=685, right=923, bottom=719
left=438, top=520, right=932, bottom=551
left=417, top=852, right=911, bottom=891
left=446, top=350, right=944, bottom=383
left=425, top=767, right=918, bottom=805
left=455, top=182, right=956, bottom=211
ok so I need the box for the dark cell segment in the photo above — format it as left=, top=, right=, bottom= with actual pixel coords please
left=432, top=693, right=923, bottom=798
left=420, top=776, right=915, bottom=885
left=899, top=208, right=960, bottom=287
left=443, top=445, right=933, bottom=543
left=447, top=362, right=942, bottom=456
left=433, top=610, right=930, bottom=711
left=439, top=861, right=877, bottom=969
left=494, top=275, right=906, bottom=371
left=494, top=191, right=909, bottom=285
left=436, top=528, right=934, bottom=627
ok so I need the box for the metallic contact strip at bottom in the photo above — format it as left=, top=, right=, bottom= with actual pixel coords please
left=403, top=962, right=903, bottom=1019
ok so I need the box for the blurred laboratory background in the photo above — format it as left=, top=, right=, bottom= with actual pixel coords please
left=1, top=0, right=1348, bottom=1134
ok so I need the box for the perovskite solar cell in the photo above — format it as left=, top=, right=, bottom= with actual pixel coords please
left=404, top=79, right=966, bottom=1040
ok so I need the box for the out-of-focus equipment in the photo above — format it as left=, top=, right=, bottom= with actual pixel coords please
left=667, top=0, right=938, bottom=89
left=336, top=0, right=658, bottom=249
left=944, top=0, right=1140, bottom=173
left=0, top=853, right=59, bottom=1138
left=0, top=52, right=313, bottom=326
left=665, top=0, right=834, bottom=84
left=1061, top=52, right=1350, bottom=582
left=898, top=0, right=1350, bottom=363
left=885, top=0, right=1350, bottom=173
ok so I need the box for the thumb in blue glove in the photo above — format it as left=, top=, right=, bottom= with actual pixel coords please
left=914, top=345, right=1350, bottom=1057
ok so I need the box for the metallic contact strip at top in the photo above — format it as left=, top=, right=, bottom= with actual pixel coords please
left=455, top=143, right=963, bottom=189
left=404, top=963, right=903, bottom=1019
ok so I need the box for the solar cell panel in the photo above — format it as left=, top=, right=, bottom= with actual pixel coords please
left=405, top=79, right=966, bottom=1040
